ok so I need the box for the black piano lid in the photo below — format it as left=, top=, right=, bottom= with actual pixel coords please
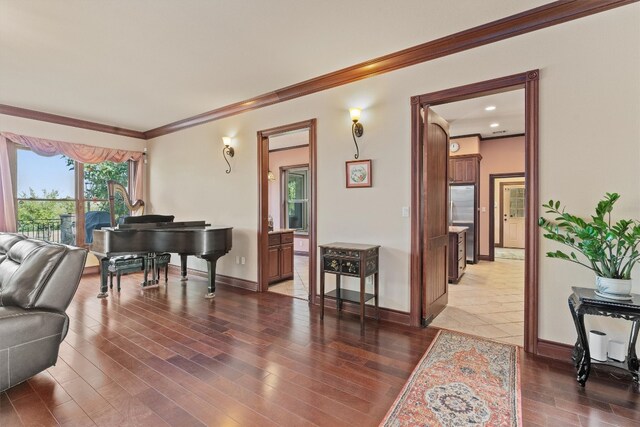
left=117, top=220, right=210, bottom=230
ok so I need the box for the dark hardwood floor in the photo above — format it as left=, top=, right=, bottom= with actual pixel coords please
left=1, top=271, right=638, bottom=426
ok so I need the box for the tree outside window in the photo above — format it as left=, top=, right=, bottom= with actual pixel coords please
left=17, top=148, right=132, bottom=245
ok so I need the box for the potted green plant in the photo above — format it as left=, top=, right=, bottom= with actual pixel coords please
left=538, top=192, right=640, bottom=300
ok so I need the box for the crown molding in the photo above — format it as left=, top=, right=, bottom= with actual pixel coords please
left=451, top=132, right=525, bottom=141
left=0, top=104, right=146, bottom=139
left=144, top=0, right=636, bottom=138
left=1, top=1, right=635, bottom=140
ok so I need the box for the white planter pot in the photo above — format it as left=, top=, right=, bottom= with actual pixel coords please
left=595, top=276, right=633, bottom=300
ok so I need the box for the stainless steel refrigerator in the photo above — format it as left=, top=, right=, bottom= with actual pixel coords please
left=449, top=184, right=477, bottom=263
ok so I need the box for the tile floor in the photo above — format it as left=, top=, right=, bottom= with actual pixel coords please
left=269, top=254, right=309, bottom=300
left=495, top=247, right=525, bottom=260
left=430, top=256, right=525, bottom=346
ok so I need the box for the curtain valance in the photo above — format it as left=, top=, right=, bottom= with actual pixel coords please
left=0, top=132, right=144, bottom=163
left=0, top=132, right=145, bottom=233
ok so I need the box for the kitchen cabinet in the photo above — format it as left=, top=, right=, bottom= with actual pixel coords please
left=448, top=227, right=467, bottom=283
left=268, top=230, right=294, bottom=284
left=449, top=154, right=481, bottom=184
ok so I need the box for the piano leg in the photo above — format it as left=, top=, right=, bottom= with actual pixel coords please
left=180, top=254, right=188, bottom=282
left=97, top=257, right=109, bottom=298
left=202, top=251, right=225, bottom=299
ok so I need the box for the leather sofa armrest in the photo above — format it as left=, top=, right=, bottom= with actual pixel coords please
left=0, top=307, right=68, bottom=392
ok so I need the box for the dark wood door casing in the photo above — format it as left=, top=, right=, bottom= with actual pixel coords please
left=489, top=172, right=526, bottom=253
left=257, top=119, right=317, bottom=302
left=421, top=108, right=450, bottom=324
left=499, top=180, right=526, bottom=250
left=410, top=70, right=539, bottom=355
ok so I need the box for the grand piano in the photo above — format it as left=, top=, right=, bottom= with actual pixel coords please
left=91, top=221, right=232, bottom=299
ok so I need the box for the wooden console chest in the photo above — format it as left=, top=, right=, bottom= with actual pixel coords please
left=319, top=242, right=380, bottom=333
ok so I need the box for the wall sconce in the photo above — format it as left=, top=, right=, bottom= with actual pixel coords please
left=267, top=170, right=276, bottom=181
left=222, top=136, right=234, bottom=174
left=350, top=108, right=364, bottom=159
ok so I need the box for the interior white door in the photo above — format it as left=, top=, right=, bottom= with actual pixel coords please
left=503, top=183, right=525, bottom=249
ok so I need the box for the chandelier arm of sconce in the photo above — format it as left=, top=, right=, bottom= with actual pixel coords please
left=352, top=122, right=360, bottom=160
left=223, top=146, right=233, bottom=174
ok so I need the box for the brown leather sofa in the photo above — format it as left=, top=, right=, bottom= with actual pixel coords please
left=0, top=233, right=87, bottom=392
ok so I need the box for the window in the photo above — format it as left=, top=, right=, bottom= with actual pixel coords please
left=509, top=187, right=525, bottom=219
left=17, top=149, right=75, bottom=243
left=283, top=166, right=309, bottom=233
left=16, top=147, right=133, bottom=245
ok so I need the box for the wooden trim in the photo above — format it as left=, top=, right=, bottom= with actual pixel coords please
left=258, top=132, right=270, bottom=292
left=448, top=153, right=483, bottom=160
left=215, top=274, right=259, bottom=292
left=524, top=71, right=540, bottom=354
left=258, top=119, right=317, bottom=305
left=451, top=133, right=525, bottom=142
left=536, top=339, right=573, bottom=361
left=0, top=104, right=146, bottom=139
left=498, top=180, right=525, bottom=251
left=410, top=70, right=539, bottom=353
left=309, top=120, right=317, bottom=305
left=450, top=133, right=483, bottom=141
left=409, top=97, right=423, bottom=327
left=477, top=255, right=492, bottom=261
left=269, top=144, right=309, bottom=153
left=489, top=172, right=525, bottom=260
left=167, top=265, right=258, bottom=291
left=481, top=133, right=525, bottom=142
left=316, top=298, right=411, bottom=325
left=143, top=1, right=635, bottom=139
left=4, top=2, right=632, bottom=140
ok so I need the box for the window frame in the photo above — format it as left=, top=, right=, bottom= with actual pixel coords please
left=280, top=163, right=310, bottom=234
left=15, top=147, right=135, bottom=247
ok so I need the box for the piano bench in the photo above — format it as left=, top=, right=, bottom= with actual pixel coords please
left=152, top=253, right=171, bottom=284
left=107, top=255, right=146, bottom=292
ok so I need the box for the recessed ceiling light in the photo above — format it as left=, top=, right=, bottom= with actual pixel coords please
left=485, top=106, right=496, bottom=111
left=490, top=123, right=499, bottom=128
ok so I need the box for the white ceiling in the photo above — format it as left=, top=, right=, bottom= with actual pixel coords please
left=431, top=90, right=525, bottom=138
left=0, top=0, right=551, bottom=131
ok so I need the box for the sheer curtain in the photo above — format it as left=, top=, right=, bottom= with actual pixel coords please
left=0, top=136, right=16, bottom=232
left=0, top=132, right=145, bottom=232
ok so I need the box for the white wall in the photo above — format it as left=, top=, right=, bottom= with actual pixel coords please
left=151, top=5, right=637, bottom=345
left=0, top=6, right=636, bottom=348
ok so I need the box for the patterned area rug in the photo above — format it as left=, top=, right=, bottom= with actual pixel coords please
left=380, top=330, right=521, bottom=427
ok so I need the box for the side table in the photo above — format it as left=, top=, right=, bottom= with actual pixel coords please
left=319, top=242, right=380, bottom=333
left=568, top=286, right=640, bottom=386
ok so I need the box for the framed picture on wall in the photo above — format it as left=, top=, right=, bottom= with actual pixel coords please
left=346, top=159, right=372, bottom=188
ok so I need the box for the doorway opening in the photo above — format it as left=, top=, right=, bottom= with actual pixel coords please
left=410, top=71, right=539, bottom=354
left=257, top=120, right=317, bottom=303
left=490, top=173, right=526, bottom=261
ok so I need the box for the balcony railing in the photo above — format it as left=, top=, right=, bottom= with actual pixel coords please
left=17, top=215, right=76, bottom=245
